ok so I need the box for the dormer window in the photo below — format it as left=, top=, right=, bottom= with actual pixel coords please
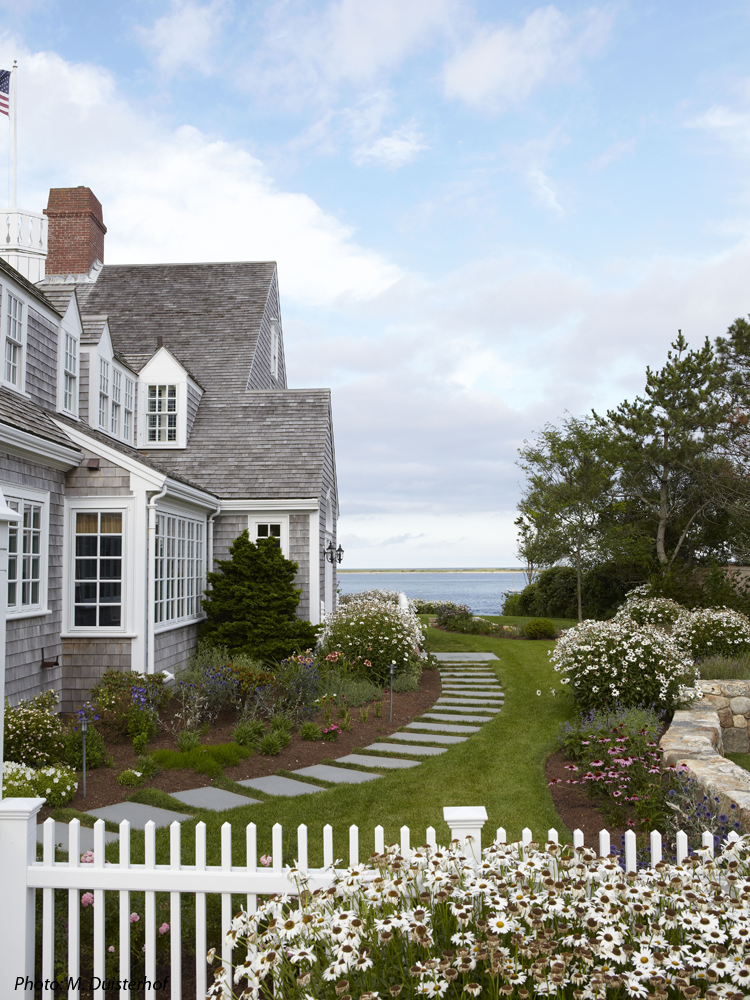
left=63, top=333, right=77, bottom=413
left=124, top=377, right=134, bottom=442
left=98, top=358, right=109, bottom=428
left=5, top=293, right=24, bottom=387
left=147, top=384, right=177, bottom=442
left=271, top=322, right=279, bottom=380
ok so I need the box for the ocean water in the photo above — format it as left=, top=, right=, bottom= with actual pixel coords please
left=337, top=571, right=526, bottom=615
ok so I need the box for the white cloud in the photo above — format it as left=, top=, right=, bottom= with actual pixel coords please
left=443, top=4, right=612, bottom=111
left=588, top=138, right=636, bottom=170
left=352, top=123, right=427, bottom=168
left=136, top=0, right=228, bottom=77
left=4, top=40, right=400, bottom=306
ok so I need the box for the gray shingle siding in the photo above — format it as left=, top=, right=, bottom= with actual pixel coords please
left=187, top=383, right=201, bottom=440
left=0, top=454, right=65, bottom=706
left=155, top=623, right=200, bottom=673
left=66, top=449, right=131, bottom=496
left=246, top=270, right=287, bottom=390
left=26, top=306, right=59, bottom=411
left=212, top=514, right=246, bottom=566
left=289, top=513, right=310, bottom=620
left=60, top=638, right=132, bottom=714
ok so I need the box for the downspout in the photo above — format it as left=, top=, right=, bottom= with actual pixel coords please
left=207, top=502, right=220, bottom=574
left=146, top=483, right=168, bottom=675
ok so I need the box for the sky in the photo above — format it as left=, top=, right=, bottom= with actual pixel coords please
left=2, top=1, right=750, bottom=568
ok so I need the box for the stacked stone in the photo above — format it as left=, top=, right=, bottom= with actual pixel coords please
left=699, top=680, right=750, bottom=753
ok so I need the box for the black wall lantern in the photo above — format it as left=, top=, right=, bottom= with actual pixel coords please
left=325, top=542, right=344, bottom=564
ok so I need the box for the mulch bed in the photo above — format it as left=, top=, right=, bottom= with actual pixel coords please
left=40, top=668, right=441, bottom=819
left=545, top=749, right=626, bottom=849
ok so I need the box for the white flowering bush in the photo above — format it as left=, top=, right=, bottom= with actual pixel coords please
left=208, top=833, right=750, bottom=1000
left=338, top=589, right=408, bottom=608
left=551, top=618, right=694, bottom=713
left=318, top=598, right=425, bottom=685
left=672, top=607, right=750, bottom=661
left=1, top=760, right=77, bottom=806
left=615, top=596, right=686, bottom=627
left=4, top=689, right=67, bottom=766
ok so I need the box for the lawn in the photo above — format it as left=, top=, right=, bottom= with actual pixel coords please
left=71, top=626, right=577, bottom=868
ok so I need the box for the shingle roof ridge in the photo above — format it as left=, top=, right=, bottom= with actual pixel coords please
left=99, top=260, right=278, bottom=269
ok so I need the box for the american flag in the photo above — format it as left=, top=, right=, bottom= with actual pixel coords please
left=0, top=70, right=9, bottom=118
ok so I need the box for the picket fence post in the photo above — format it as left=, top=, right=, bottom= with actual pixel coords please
left=0, top=796, right=45, bottom=992
left=443, top=806, right=488, bottom=858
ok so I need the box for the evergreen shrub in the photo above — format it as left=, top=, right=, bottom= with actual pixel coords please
left=200, top=531, right=318, bottom=660
left=523, top=618, right=557, bottom=639
left=64, top=724, right=110, bottom=771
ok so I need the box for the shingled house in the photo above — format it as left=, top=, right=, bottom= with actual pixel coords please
left=0, top=186, right=338, bottom=711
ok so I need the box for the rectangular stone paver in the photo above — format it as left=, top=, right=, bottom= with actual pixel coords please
left=365, top=742, right=447, bottom=756
left=292, top=764, right=381, bottom=784
left=386, top=732, right=467, bottom=745
left=407, top=721, right=480, bottom=734
left=436, top=701, right=500, bottom=712
left=337, top=754, right=420, bottom=769
left=439, top=692, right=504, bottom=700
left=170, top=787, right=258, bottom=810
left=423, top=712, right=491, bottom=723
left=442, top=686, right=502, bottom=693
left=86, top=802, right=192, bottom=829
left=238, top=775, right=325, bottom=796
left=36, top=823, right=119, bottom=852
left=433, top=653, right=499, bottom=660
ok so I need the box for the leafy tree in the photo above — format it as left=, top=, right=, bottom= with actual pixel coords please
left=200, top=531, right=318, bottom=661
left=513, top=513, right=564, bottom=587
left=603, top=333, right=736, bottom=570
left=518, top=416, right=615, bottom=622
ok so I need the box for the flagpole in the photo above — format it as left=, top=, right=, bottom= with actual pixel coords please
left=12, top=60, right=17, bottom=209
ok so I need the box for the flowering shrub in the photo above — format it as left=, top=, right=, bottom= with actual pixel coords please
left=615, top=596, right=686, bottom=626
left=1, top=760, right=77, bottom=806
left=412, top=598, right=466, bottom=614
left=551, top=618, right=694, bottom=713
left=208, top=832, right=750, bottom=1000
left=318, top=597, right=425, bottom=685
left=435, top=603, right=473, bottom=626
left=339, top=588, right=405, bottom=607
left=90, top=669, right=169, bottom=737
left=672, top=606, right=750, bottom=660
left=4, top=689, right=66, bottom=767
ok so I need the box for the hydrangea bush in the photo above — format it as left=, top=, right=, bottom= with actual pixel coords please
left=318, top=597, right=425, bottom=685
left=208, top=833, right=750, bottom=1000
left=1, top=760, right=77, bottom=806
left=672, top=606, right=750, bottom=661
left=551, top=618, right=695, bottom=713
left=615, top=596, right=686, bottom=626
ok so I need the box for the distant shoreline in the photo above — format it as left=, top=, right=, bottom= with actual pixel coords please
left=338, top=568, right=526, bottom=574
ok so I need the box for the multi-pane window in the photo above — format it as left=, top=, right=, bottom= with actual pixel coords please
left=63, top=333, right=77, bottom=412
left=123, top=378, right=134, bottom=442
left=7, top=499, right=41, bottom=610
left=147, top=384, right=177, bottom=442
left=74, top=512, right=122, bottom=627
left=98, top=359, right=109, bottom=429
left=154, top=513, right=204, bottom=624
left=5, top=293, right=23, bottom=386
left=110, top=369, right=121, bottom=437
left=256, top=523, right=281, bottom=545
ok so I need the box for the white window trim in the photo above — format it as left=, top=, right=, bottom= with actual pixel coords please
left=64, top=497, right=134, bottom=636
left=153, top=501, right=207, bottom=632
left=2, top=287, right=28, bottom=394
left=138, top=381, right=188, bottom=449
left=60, top=329, right=79, bottom=417
left=249, top=514, right=289, bottom=558
left=2, top=482, right=50, bottom=618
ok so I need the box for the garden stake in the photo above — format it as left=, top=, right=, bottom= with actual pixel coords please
left=389, top=661, right=396, bottom=722
left=81, top=717, right=88, bottom=799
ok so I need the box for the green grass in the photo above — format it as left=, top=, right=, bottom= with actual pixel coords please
left=726, top=752, right=750, bottom=771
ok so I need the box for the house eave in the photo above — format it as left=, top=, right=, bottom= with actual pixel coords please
left=0, top=421, right=82, bottom=471
left=218, top=497, right=320, bottom=512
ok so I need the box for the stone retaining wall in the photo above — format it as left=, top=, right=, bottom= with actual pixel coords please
left=697, top=679, right=750, bottom=753
left=660, top=693, right=750, bottom=832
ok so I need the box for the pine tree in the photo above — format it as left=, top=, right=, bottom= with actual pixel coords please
left=200, top=531, right=318, bottom=661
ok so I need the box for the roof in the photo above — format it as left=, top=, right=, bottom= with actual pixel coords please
left=35, top=283, right=76, bottom=318
left=139, top=389, right=332, bottom=499
left=53, top=413, right=217, bottom=496
left=0, top=386, right=80, bottom=450
left=0, top=258, right=61, bottom=316
left=80, top=314, right=108, bottom=345
left=76, top=262, right=276, bottom=394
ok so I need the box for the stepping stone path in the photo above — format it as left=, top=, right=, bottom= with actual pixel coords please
left=62, top=650, right=505, bottom=836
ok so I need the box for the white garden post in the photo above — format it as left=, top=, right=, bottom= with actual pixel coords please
left=0, top=796, right=46, bottom=990
left=443, top=806, right=488, bottom=859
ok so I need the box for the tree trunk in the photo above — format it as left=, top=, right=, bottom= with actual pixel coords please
left=656, top=453, right=670, bottom=565
left=576, top=544, right=582, bottom=623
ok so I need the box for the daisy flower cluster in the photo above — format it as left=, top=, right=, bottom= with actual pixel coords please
left=3, top=688, right=67, bottom=767
left=615, top=599, right=687, bottom=628
left=207, top=833, right=750, bottom=1000
left=551, top=619, right=695, bottom=715
left=1, top=759, right=77, bottom=806
left=671, top=608, right=750, bottom=662
left=318, top=596, right=425, bottom=686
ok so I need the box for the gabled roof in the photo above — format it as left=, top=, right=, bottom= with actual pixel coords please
left=1, top=258, right=61, bottom=315
left=139, top=389, right=333, bottom=500
left=80, top=313, right=108, bottom=345
left=75, top=262, right=276, bottom=394
left=0, top=386, right=78, bottom=449
left=35, top=283, right=76, bottom=317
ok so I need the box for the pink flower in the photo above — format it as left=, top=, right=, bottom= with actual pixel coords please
left=260, top=855, right=273, bottom=867
left=108, top=946, right=115, bottom=953
left=364, top=660, right=372, bottom=667
left=81, top=893, right=94, bottom=908
left=159, top=923, right=169, bottom=935
left=130, top=913, right=140, bottom=923
left=80, top=851, right=95, bottom=864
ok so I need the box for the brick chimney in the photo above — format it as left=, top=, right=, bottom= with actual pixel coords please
left=43, top=186, right=107, bottom=276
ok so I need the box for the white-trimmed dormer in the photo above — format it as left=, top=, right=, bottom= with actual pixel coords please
left=91, top=322, right=137, bottom=446
left=56, top=291, right=83, bottom=418
left=137, top=346, right=203, bottom=450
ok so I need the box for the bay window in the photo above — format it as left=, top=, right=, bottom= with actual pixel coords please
left=74, top=511, right=122, bottom=627
left=155, top=512, right=204, bottom=625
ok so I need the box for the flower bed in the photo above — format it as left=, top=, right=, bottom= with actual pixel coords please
left=208, top=831, right=750, bottom=1000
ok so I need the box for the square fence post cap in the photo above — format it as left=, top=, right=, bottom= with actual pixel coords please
left=0, top=797, right=46, bottom=819
left=443, top=806, right=488, bottom=825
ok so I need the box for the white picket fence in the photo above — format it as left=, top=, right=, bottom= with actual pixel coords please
left=0, top=798, right=737, bottom=1000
